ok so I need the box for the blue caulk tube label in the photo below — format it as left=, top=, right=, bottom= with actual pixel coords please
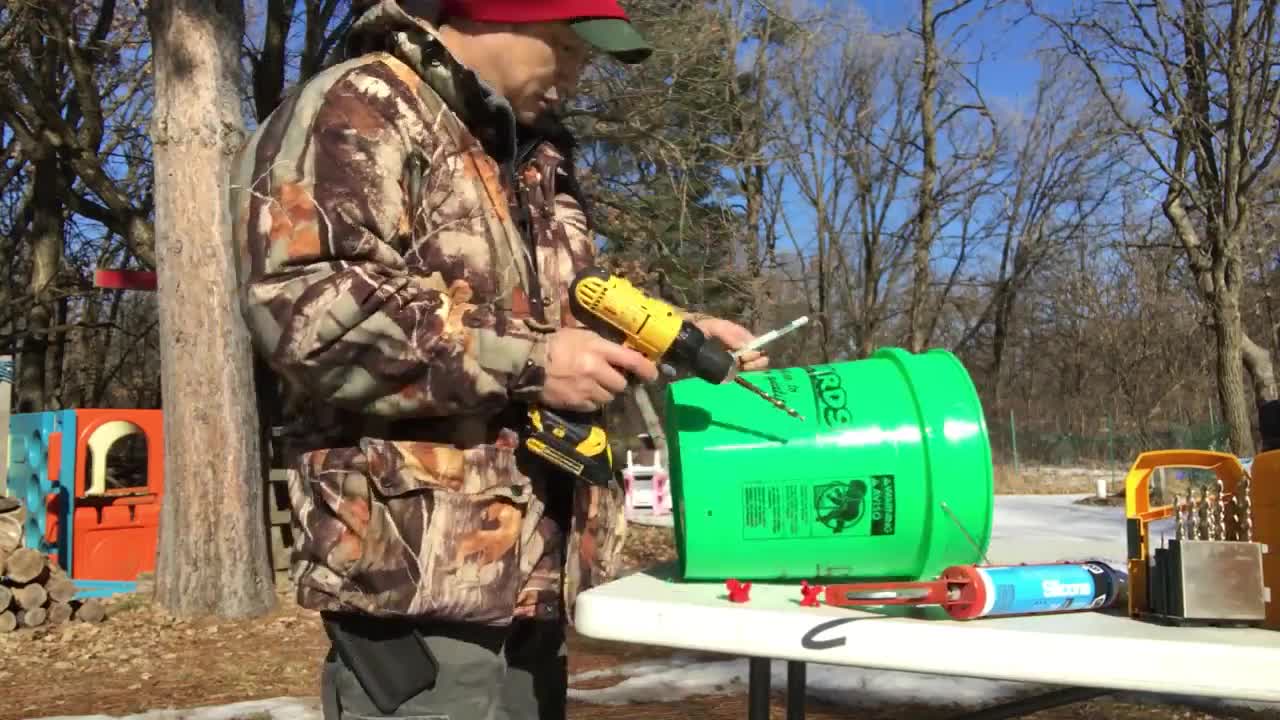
left=975, top=563, right=1117, bottom=617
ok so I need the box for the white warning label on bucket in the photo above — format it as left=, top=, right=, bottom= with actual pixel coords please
left=742, top=484, right=812, bottom=540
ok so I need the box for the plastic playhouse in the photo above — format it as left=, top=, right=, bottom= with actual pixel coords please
left=623, top=448, right=672, bottom=518
left=5, top=409, right=163, bottom=598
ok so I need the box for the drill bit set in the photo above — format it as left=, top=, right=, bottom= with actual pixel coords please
left=1147, top=475, right=1268, bottom=627
left=1170, top=475, right=1252, bottom=543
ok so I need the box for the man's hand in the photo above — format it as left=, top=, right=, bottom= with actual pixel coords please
left=695, top=317, right=771, bottom=372
left=539, top=328, right=660, bottom=412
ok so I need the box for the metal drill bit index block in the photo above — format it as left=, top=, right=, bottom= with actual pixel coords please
left=1149, top=539, right=1268, bottom=625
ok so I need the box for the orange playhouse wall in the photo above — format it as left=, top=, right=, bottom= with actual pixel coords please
left=42, top=409, right=164, bottom=582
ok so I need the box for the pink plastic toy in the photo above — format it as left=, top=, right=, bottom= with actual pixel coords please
left=622, top=448, right=671, bottom=516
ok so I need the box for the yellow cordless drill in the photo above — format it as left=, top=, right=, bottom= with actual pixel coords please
left=521, top=266, right=799, bottom=485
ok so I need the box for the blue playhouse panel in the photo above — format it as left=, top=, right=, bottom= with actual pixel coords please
left=72, top=579, right=137, bottom=600
left=6, top=410, right=77, bottom=572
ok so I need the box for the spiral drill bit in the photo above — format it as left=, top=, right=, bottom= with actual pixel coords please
left=1189, top=488, right=1198, bottom=539
left=1235, top=472, right=1254, bottom=542
left=1198, top=487, right=1211, bottom=540
left=1188, top=489, right=1200, bottom=539
left=733, top=376, right=805, bottom=421
left=1173, top=493, right=1185, bottom=540
left=1214, top=477, right=1227, bottom=540
left=1205, top=484, right=1217, bottom=540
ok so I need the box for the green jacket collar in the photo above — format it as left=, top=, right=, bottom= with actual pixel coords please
left=345, top=0, right=518, bottom=160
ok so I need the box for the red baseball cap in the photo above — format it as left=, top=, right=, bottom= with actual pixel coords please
left=440, top=0, right=652, bottom=63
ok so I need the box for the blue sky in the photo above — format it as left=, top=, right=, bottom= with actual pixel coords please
left=856, top=0, right=1045, bottom=104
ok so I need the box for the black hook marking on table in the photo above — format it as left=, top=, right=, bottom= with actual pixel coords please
left=800, top=616, right=886, bottom=650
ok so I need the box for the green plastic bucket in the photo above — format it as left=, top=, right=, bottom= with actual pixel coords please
left=664, top=348, right=993, bottom=582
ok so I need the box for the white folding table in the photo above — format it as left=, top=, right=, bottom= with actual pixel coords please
left=574, top=566, right=1280, bottom=719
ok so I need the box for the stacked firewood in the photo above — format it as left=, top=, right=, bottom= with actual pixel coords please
left=0, top=497, right=106, bottom=632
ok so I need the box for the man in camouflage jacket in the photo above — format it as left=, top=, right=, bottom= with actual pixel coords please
left=230, top=1, right=767, bottom=718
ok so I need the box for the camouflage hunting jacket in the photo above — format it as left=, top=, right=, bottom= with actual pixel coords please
left=229, top=3, right=625, bottom=627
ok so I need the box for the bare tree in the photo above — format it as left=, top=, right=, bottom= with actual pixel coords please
left=955, top=54, right=1131, bottom=405
left=245, top=0, right=352, bottom=122
left=773, top=2, right=995, bottom=360
left=0, top=1, right=158, bottom=409
left=0, top=2, right=156, bottom=269
left=908, top=0, right=997, bottom=352
left=1031, top=0, right=1280, bottom=454
left=773, top=10, right=914, bottom=360
left=148, top=0, right=275, bottom=618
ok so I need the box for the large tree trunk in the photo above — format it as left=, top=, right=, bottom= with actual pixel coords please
left=18, top=156, right=62, bottom=413
left=147, top=0, right=276, bottom=619
left=66, top=296, right=100, bottom=408
left=909, top=0, right=939, bottom=353
left=1214, top=285, right=1254, bottom=456
left=990, top=285, right=1015, bottom=410
left=48, top=296, right=67, bottom=407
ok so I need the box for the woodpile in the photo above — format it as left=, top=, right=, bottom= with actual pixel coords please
left=0, top=497, right=107, bottom=632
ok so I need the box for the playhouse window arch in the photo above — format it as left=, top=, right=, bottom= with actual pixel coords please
left=81, top=420, right=150, bottom=495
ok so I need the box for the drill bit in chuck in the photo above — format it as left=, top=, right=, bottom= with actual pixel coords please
left=733, top=376, right=805, bottom=421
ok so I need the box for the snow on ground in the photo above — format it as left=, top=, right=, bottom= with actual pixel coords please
left=34, top=697, right=321, bottom=720
left=32, top=496, right=1279, bottom=720
left=565, top=656, right=1280, bottom=714
left=566, top=653, right=1036, bottom=709
left=35, top=686, right=1276, bottom=720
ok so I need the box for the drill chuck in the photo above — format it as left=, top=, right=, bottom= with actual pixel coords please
left=669, top=323, right=735, bottom=384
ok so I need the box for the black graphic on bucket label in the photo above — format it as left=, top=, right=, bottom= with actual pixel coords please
left=742, top=484, right=813, bottom=540
left=804, top=366, right=853, bottom=427
left=813, top=480, right=867, bottom=534
left=805, top=474, right=896, bottom=537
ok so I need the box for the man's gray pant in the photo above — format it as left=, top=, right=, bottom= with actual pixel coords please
left=320, top=618, right=569, bottom=720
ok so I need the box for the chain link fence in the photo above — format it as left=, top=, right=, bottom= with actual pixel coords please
left=987, top=412, right=1229, bottom=472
